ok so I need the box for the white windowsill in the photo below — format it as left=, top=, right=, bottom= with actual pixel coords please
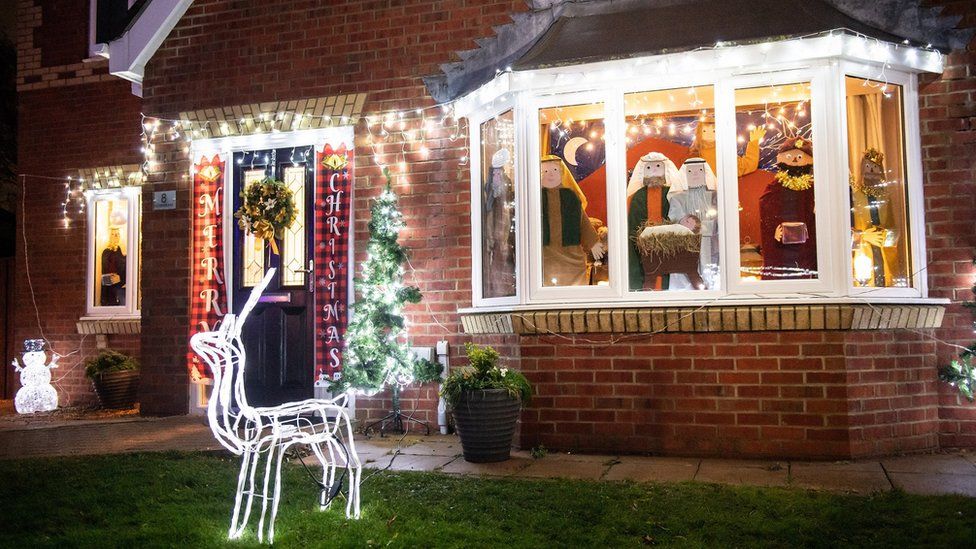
left=458, top=296, right=949, bottom=315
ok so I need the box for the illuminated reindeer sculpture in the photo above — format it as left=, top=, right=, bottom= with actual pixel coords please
left=190, top=268, right=361, bottom=543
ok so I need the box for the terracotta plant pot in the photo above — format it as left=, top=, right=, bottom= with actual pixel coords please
left=452, top=388, right=521, bottom=463
left=92, top=370, right=140, bottom=409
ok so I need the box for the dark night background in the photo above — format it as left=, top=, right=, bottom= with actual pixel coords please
left=0, top=1, right=16, bottom=258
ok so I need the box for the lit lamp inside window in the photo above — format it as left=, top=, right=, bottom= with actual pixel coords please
left=853, top=250, right=874, bottom=285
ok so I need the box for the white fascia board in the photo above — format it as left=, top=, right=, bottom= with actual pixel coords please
left=108, top=0, right=194, bottom=84
left=455, top=34, right=944, bottom=114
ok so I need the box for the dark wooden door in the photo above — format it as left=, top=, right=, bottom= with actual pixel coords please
left=232, top=147, right=315, bottom=407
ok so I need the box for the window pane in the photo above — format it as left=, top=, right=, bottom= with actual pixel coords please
left=624, top=86, right=718, bottom=291
left=735, top=82, right=818, bottom=281
left=242, top=169, right=266, bottom=287
left=845, top=77, right=911, bottom=288
left=480, top=110, right=516, bottom=298
left=281, top=165, right=307, bottom=287
left=93, top=196, right=129, bottom=307
left=539, top=101, right=607, bottom=287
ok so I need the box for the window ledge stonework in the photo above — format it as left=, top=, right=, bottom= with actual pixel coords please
left=459, top=303, right=945, bottom=335
left=76, top=317, right=141, bottom=335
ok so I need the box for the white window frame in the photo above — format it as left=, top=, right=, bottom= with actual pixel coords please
left=469, top=97, right=521, bottom=307
left=84, top=186, right=142, bottom=318
left=721, top=65, right=840, bottom=297
left=616, top=75, right=725, bottom=303
left=836, top=63, right=927, bottom=299
left=527, top=89, right=621, bottom=304
left=460, top=34, right=943, bottom=311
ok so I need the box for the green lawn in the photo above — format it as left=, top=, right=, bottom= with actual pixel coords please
left=1, top=452, right=974, bottom=548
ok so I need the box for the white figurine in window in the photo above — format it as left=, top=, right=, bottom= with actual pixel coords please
left=100, top=226, right=126, bottom=306
left=540, top=155, right=604, bottom=286
left=627, top=151, right=682, bottom=290
left=667, top=157, right=718, bottom=289
left=483, top=148, right=515, bottom=296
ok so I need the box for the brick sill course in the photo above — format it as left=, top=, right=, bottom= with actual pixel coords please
left=76, top=317, right=141, bottom=335
left=460, top=303, right=945, bottom=335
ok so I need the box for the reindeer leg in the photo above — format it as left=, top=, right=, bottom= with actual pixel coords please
left=309, top=441, right=332, bottom=510
left=234, top=441, right=263, bottom=540
left=257, top=438, right=278, bottom=544
left=340, top=411, right=363, bottom=519
left=268, top=440, right=291, bottom=544
left=228, top=448, right=252, bottom=539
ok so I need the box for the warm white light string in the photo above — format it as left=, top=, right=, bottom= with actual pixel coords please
left=139, top=101, right=463, bottom=186
left=18, top=174, right=92, bottom=405
left=514, top=257, right=970, bottom=355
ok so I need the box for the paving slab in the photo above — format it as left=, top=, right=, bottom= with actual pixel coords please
left=0, top=415, right=220, bottom=459
left=514, top=455, right=612, bottom=480
left=603, top=456, right=700, bottom=483
left=397, top=441, right=463, bottom=457
left=888, top=472, right=976, bottom=497
left=882, top=454, right=976, bottom=476
left=383, top=453, right=457, bottom=472
left=789, top=461, right=891, bottom=494
left=362, top=453, right=396, bottom=469
left=441, top=456, right=533, bottom=477
left=695, top=459, right=789, bottom=487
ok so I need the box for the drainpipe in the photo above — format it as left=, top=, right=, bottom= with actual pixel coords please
left=436, top=340, right=449, bottom=434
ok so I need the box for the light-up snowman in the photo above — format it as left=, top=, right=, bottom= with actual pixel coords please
left=12, top=339, right=59, bottom=414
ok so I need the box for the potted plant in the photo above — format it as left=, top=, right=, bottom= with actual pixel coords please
left=442, top=344, right=531, bottom=463
left=85, top=350, right=140, bottom=409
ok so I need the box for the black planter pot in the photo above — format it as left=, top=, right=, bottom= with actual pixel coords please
left=92, top=370, right=140, bottom=409
left=452, top=388, right=521, bottom=463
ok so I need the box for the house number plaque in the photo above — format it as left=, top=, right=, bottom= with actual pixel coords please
left=153, top=190, right=176, bottom=210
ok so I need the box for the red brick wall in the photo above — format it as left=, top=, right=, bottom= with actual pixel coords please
left=503, top=330, right=939, bottom=459
left=34, top=0, right=88, bottom=67
left=14, top=0, right=976, bottom=457
left=140, top=0, right=529, bottom=417
left=919, top=0, right=976, bottom=450
left=15, top=79, right=143, bottom=406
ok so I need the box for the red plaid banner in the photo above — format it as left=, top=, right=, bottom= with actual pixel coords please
left=187, top=155, right=228, bottom=380
left=314, top=144, right=353, bottom=385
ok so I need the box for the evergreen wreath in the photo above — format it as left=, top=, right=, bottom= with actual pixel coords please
left=234, top=177, right=297, bottom=252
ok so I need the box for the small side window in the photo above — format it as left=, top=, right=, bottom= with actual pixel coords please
left=86, top=187, right=141, bottom=316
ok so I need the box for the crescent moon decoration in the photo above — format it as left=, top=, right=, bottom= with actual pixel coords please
left=563, top=137, right=588, bottom=166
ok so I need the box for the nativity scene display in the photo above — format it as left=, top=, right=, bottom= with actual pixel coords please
left=491, top=81, right=913, bottom=294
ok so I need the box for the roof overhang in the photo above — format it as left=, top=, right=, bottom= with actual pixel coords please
left=106, top=0, right=193, bottom=84
left=428, top=0, right=970, bottom=105
left=454, top=32, right=944, bottom=117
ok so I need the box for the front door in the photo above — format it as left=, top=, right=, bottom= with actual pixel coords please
left=232, top=146, right=315, bottom=407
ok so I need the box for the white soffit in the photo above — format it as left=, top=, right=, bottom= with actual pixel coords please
left=108, top=0, right=194, bottom=84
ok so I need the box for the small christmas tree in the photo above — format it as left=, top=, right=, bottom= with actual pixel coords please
left=332, top=168, right=425, bottom=395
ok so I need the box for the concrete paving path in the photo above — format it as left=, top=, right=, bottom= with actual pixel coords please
left=1, top=416, right=974, bottom=497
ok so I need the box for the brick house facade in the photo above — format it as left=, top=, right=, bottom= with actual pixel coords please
left=12, top=0, right=976, bottom=459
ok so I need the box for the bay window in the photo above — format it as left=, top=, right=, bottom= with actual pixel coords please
left=462, top=36, right=938, bottom=310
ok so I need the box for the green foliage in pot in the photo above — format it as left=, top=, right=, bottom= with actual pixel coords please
left=413, top=357, right=443, bottom=385
left=441, top=344, right=531, bottom=408
left=84, top=350, right=139, bottom=380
